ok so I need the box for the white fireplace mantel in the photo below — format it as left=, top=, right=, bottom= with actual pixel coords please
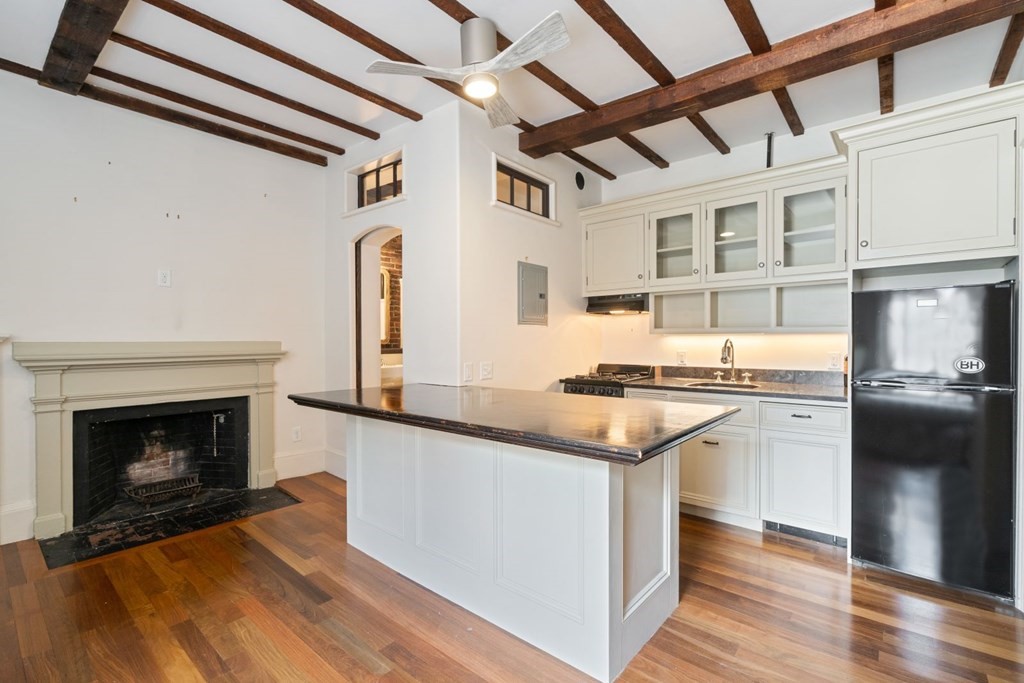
left=12, top=341, right=286, bottom=539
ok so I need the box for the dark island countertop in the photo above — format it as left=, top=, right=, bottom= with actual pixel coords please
left=289, top=384, right=739, bottom=466
left=627, top=377, right=848, bottom=403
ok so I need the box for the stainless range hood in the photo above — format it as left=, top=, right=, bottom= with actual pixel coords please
left=586, top=293, right=649, bottom=315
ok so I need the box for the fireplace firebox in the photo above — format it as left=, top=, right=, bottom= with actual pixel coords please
left=72, top=397, right=249, bottom=527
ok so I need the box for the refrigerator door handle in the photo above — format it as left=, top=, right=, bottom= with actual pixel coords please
left=851, top=380, right=906, bottom=388
left=942, top=384, right=1016, bottom=394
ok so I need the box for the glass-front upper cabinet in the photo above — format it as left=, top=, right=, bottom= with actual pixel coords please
left=647, top=204, right=702, bottom=288
left=772, top=178, right=846, bottom=277
left=705, top=192, right=767, bottom=282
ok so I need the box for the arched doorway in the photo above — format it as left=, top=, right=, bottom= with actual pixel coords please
left=354, top=226, right=402, bottom=390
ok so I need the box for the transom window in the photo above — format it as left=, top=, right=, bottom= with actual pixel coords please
left=496, top=162, right=549, bottom=218
left=358, top=159, right=403, bottom=208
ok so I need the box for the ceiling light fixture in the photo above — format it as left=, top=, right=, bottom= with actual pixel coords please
left=463, top=72, right=498, bottom=100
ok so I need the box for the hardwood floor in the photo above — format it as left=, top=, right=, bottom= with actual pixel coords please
left=2, top=472, right=1022, bottom=681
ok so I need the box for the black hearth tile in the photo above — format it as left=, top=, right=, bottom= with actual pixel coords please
left=37, top=487, right=299, bottom=569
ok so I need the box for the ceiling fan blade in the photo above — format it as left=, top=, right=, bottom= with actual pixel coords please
left=366, top=60, right=466, bottom=82
left=483, top=93, right=520, bottom=128
left=483, top=12, right=570, bottom=75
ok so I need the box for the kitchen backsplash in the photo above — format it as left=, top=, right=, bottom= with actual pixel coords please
left=658, top=366, right=845, bottom=387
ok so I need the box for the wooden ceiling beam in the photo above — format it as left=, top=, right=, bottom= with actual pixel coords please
left=90, top=67, right=345, bottom=155
left=687, top=114, right=730, bottom=154
left=520, top=0, right=1024, bottom=157
left=109, top=33, right=378, bottom=139
left=878, top=53, right=895, bottom=113
left=876, top=0, right=898, bottom=9
left=723, top=0, right=805, bottom=137
left=0, top=57, right=326, bottom=166
left=139, top=0, right=421, bottom=121
left=575, top=0, right=674, bottom=87
left=39, top=0, right=130, bottom=94
left=282, top=0, right=616, bottom=178
left=424, top=0, right=662, bottom=170
left=990, top=12, right=1024, bottom=85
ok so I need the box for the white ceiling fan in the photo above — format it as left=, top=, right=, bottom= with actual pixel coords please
left=366, top=12, right=570, bottom=128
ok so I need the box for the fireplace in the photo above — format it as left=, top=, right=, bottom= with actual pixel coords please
left=73, top=396, right=250, bottom=527
left=13, top=341, right=285, bottom=539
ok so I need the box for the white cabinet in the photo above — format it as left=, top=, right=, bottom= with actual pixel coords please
left=584, top=214, right=645, bottom=293
left=625, top=389, right=849, bottom=537
left=705, top=192, right=768, bottom=283
left=772, top=178, right=846, bottom=277
left=759, top=402, right=848, bottom=537
left=648, top=204, right=702, bottom=288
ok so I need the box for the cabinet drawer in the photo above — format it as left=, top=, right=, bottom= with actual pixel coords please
left=760, top=402, right=846, bottom=434
left=667, top=392, right=757, bottom=427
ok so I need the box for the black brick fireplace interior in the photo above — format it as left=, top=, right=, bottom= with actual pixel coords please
left=72, top=396, right=250, bottom=527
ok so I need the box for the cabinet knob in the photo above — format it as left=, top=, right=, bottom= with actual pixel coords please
left=758, top=262, right=765, bottom=268
left=693, top=268, right=699, bottom=275
left=860, top=240, right=869, bottom=247
left=637, top=274, right=643, bottom=280
left=774, top=260, right=782, bottom=266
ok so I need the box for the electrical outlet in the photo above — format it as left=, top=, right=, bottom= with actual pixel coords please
left=827, top=352, right=842, bottom=370
left=676, top=350, right=687, bottom=366
left=479, top=361, right=493, bottom=380
left=463, top=362, right=474, bottom=383
left=157, top=269, right=172, bottom=287
left=291, top=426, right=302, bottom=442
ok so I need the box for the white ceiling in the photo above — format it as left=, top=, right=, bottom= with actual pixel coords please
left=2, top=0, right=1023, bottom=180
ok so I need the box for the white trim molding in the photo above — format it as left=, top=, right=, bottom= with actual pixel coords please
left=12, top=341, right=286, bottom=539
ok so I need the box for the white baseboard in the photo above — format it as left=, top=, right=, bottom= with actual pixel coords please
left=325, top=448, right=347, bottom=480
left=275, top=448, right=327, bottom=480
left=0, top=499, right=36, bottom=544
left=680, top=502, right=762, bottom=532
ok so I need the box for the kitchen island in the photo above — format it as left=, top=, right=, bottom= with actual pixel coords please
left=289, top=384, right=737, bottom=682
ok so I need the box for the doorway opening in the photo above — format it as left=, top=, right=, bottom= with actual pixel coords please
left=354, top=227, right=403, bottom=390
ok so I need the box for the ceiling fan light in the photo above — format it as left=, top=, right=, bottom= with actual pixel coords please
left=463, top=72, right=498, bottom=100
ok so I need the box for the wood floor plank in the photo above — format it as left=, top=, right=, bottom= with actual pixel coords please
left=1, top=474, right=1021, bottom=681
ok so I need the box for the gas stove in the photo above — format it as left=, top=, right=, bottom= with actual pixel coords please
left=560, top=363, right=654, bottom=397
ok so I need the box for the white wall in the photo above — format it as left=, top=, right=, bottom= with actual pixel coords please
left=457, top=102, right=604, bottom=390
left=0, top=73, right=327, bottom=543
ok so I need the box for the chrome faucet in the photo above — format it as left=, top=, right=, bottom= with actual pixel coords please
left=720, top=338, right=736, bottom=382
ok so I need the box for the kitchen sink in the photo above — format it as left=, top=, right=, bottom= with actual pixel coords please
left=684, top=381, right=760, bottom=389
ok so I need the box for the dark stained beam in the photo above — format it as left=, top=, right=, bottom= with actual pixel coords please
left=139, top=0, right=421, bottom=121
left=282, top=0, right=617, bottom=177
left=39, top=0, right=130, bottom=94
left=878, top=53, right=895, bottom=113
left=687, top=114, right=731, bottom=154
left=108, top=33, right=378, bottom=139
left=0, top=58, right=326, bottom=165
left=575, top=0, right=675, bottom=86
left=876, top=0, right=898, bottom=9
left=771, top=86, right=805, bottom=136
left=90, top=67, right=345, bottom=155
left=990, top=12, right=1024, bottom=85
left=521, top=0, right=1024, bottom=157
left=723, top=0, right=804, bottom=136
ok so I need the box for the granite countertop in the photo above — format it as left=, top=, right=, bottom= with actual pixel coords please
left=624, top=366, right=848, bottom=403
left=289, top=384, right=739, bottom=466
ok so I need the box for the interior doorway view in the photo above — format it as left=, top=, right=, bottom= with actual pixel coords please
left=354, top=227, right=403, bottom=390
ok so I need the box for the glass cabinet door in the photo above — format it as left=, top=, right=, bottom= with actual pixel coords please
left=705, top=192, right=767, bottom=282
left=648, top=204, right=702, bottom=287
left=772, top=178, right=846, bottom=276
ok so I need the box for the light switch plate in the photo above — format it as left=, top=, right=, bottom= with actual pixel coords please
left=157, top=269, right=172, bottom=287
left=827, top=352, right=841, bottom=370
left=676, top=351, right=687, bottom=366
left=479, top=361, right=493, bottom=380
left=463, top=362, right=474, bottom=383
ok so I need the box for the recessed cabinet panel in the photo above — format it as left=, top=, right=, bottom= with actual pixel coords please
left=858, top=119, right=1016, bottom=261
left=585, top=214, right=646, bottom=293
left=648, top=205, right=702, bottom=288
left=760, top=430, right=843, bottom=534
left=706, top=192, right=767, bottom=282
left=679, top=426, right=758, bottom=518
left=653, top=291, right=705, bottom=330
left=773, top=178, right=846, bottom=277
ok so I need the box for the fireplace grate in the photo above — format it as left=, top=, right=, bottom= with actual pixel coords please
left=124, top=475, right=201, bottom=508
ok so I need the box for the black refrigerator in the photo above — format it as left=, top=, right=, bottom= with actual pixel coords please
left=851, top=281, right=1016, bottom=598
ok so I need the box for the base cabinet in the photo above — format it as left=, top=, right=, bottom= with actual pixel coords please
left=679, top=425, right=758, bottom=519
left=760, top=430, right=844, bottom=536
